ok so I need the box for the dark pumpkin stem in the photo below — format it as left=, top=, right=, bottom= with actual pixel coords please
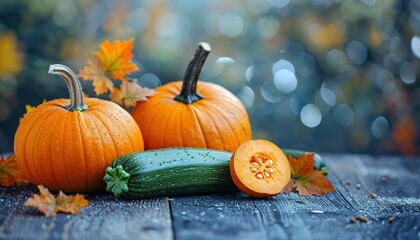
left=174, top=42, right=211, bottom=104
left=48, top=64, right=87, bottom=111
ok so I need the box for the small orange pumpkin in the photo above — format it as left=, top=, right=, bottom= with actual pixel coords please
left=131, top=42, right=252, bottom=152
left=14, top=64, right=144, bottom=193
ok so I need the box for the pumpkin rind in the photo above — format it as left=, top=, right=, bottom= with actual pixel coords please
left=14, top=64, right=144, bottom=193
left=131, top=43, right=252, bottom=152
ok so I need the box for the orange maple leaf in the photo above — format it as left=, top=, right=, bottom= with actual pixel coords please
left=110, top=81, right=156, bottom=108
left=25, top=185, right=89, bottom=217
left=281, top=153, right=334, bottom=196
left=78, top=58, right=113, bottom=95
left=78, top=39, right=139, bottom=95
left=0, top=154, right=28, bottom=187
left=95, top=39, right=139, bottom=81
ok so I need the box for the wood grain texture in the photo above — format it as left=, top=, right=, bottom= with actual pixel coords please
left=1, top=154, right=419, bottom=240
left=0, top=185, right=173, bottom=240
left=169, top=155, right=420, bottom=240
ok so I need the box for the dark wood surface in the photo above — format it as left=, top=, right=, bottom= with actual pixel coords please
left=1, top=154, right=419, bottom=240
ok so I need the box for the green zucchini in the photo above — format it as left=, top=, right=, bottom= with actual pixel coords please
left=282, top=148, right=328, bottom=175
left=103, top=148, right=237, bottom=199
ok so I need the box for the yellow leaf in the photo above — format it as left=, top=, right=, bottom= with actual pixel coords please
left=0, top=32, right=23, bottom=79
left=94, top=39, right=139, bottom=81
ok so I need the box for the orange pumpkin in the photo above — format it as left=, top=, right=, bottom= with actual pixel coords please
left=131, top=42, right=252, bottom=152
left=14, top=64, right=144, bottom=193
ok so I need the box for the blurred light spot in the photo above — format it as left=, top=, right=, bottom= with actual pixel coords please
left=125, top=8, right=150, bottom=33
left=272, top=60, right=295, bottom=75
left=245, top=66, right=254, bottom=82
left=361, top=0, right=376, bottom=6
left=371, top=116, right=390, bottom=139
left=320, top=87, right=336, bottom=107
left=346, top=41, right=367, bottom=65
left=257, top=17, right=280, bottom=40
left=326, top=49, right=347, bottom=69
left=219, top=14, right=243, bottom=38
left=333, top=104, right=355, bottom=127
left=260, top=81, right=282, bottom=103
left=156, top=14, right=190, bottom=40
left=274, top=69, right=297, bottom=93
left=204, top=15, right=221, bottom=37
left=268, top=0, right=290, bottom=8
left=139, top=73, right=161, bottom=88
left=399, top=61, right=416, bottom=85
left=411, top=36, right=420, bottom=59
left=308, top=22, right=345, bottom=50
left=300, top=104, right=322, bottom=128
left=216, top=57, right=235, bottom=64
left=375, top=69, right=394, bottom=90
left=0, top=100, right=10, bottom=121
left=53, top=0, right=78, bottom=27
left=247, top=0, right=271, bottom=15
left=238, top=86, right=255, bottom=109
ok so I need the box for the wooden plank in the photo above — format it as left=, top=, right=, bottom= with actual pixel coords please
left=169, top=154, right=420, bottom=240
left=326, top=154, right=420, bottom=213
left=0, top=185, right=173, bottom=240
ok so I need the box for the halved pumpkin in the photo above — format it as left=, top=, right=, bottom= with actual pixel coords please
left=230, top=140, right=291, bottom=197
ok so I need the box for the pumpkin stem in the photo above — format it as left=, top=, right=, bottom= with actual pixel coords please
left=48, top=64, right=87, bottom=111
left=103, top=165, right=131, bottom=197
left=174, top=42, right=211, bottom=104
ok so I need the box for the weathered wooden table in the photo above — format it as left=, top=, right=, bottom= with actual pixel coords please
left=1, top=154, right=419, bottom=240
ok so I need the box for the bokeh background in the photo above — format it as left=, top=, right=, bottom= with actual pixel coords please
left=0, top=0, right=419, bottom=155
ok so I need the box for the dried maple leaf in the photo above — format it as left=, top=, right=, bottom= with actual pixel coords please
left=282, top=153, right=334, bottom=196
left=78, top=39, right=139, bottom=95
left=25, top=185, right=89, bottom=217
left=109, top=81, right=156, bottom=108
left=95, top=39, right=139, bottom=81
left=0, top=154, right=27, bottom=187
left=78, top=58, right=113, bottom=95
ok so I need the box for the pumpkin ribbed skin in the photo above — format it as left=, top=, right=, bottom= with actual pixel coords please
left=14, top=98, right=144, bottom=193
left=131, top=80, right=251, bottom=152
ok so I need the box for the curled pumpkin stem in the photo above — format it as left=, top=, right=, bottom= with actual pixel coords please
left=49, top=64, right=87, bottom=111
left=103, top=165, right=130, bottom=197
left=174, top=42, right=211, bottom=104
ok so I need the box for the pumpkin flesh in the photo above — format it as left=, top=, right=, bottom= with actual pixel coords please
left=230, top=140, right=291, bottom=197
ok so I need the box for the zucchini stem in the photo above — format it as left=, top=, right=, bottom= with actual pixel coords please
left=103, top=165, right=131, bottom=197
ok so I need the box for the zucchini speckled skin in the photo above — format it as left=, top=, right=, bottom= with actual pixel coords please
left=103, top=148, right=237, bottom=199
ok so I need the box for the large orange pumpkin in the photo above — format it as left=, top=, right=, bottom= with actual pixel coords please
left=131, top=42, right=251, bottom=152
left=14, top=64, right=144, bottom=193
